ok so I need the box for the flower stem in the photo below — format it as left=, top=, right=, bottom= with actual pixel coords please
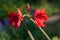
left=22, top=21, right=34, bottom=40
left=39, top=27, right=51, bottom=40
left=30, top=18, right=51, bottom=40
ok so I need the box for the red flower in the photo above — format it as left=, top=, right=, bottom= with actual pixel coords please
left=26, top=3, right=30, bottom=12
left=34, top=9, right=48, bottom=27
left=8, top=8, right=23, bottom=29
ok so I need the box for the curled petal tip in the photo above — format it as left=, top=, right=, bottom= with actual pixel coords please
left=42, top=8, right=46, bottom=13
left=16, top=8, right=22, bottom=16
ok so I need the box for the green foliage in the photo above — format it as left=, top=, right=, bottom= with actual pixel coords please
left=52, top=36, right=58, bottom=40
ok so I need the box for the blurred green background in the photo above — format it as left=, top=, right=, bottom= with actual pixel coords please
left=0, top=0, right=60, bottom=40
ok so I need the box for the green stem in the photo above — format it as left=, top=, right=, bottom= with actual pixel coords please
left=30, top=18, right=51, bottom=40
left=39, top=27, right=51, bottom=40
left=22, top=21, right=34, bottom=40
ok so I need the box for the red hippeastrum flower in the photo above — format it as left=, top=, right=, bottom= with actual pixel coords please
left=26, top=3, right=30, bottom=12
left=8, top=8, right=23, bottom=29
left=34, top=9, right=48, bottom=27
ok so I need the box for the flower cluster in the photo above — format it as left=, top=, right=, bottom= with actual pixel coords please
left=8, top=4, right=48, bottom=29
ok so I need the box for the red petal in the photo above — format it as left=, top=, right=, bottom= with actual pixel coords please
left=34, top=18, right=45, bottom=27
